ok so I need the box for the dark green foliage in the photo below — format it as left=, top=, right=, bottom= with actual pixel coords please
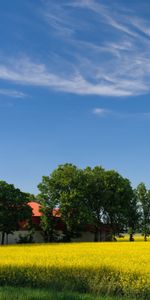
left=0, top=181, right=32, bottom=244
left=38, top=176, right=60, bottom=242
left=81, top=166, right=107, bottom=241
left=17, top=229, right=35, bottom=244
left=136, top=183, right=150, bottom=241
left=103, top=170, right=136, bottom=237
left=81, top=167, right=136, bottom=240
left=38, top=164, right=138, bottom=242
left=38, top=164, right=89, bottom=241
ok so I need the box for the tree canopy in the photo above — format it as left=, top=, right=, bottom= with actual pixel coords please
left=38, top=164, right=137, bottom=242
left=136, top=183, right=150, bottom=241
left=0, top=181, right=32, bottom=244
left=38, top=164, right=89, bottom=241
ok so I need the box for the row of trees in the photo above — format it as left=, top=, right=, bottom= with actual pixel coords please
left=38, top=164, right=150, bottom=242
left=0, top=164, right=150, bottom=244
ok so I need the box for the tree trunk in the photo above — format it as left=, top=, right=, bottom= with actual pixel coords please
left=6, top=234, right=8, bottom=244
left=43, top=231, right=49, bottom=243
left=1, top=232, right=5, bottom=245
left=63, top=224, right=71, bottom=242
left=94, top=227, right=99, bottom=242
left=129, top=233, right=134, bottom=241
left=49, top=229, right=54, bottom=242
left=144, top=234, right=147, bottom=241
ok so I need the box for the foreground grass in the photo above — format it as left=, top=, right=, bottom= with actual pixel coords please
left=0, top=242, right=150, bottom=298
left=0, top=287, right=136, bottom=300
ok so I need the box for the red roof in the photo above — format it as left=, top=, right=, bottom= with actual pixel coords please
left=28, top=202, right=60, bottom=218
left=28, top=202, right=42, bottom=217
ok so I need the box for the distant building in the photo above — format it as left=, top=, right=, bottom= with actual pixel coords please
left=0, top=202, right=111, bottom=244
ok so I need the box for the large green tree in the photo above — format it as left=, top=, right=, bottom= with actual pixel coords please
left=38, top=164, right=88, bottom=242
left=136, top=183, right=150, bottom=241
left=127, top=190, right=139, bottom=241
left=37, top=175, right=59, bottom=242
left=0, top=181, right=32, bottom=245
left=81, top=168, right=135, bottom=241
left=103, top=170, right=135, bottom=239
left=81, top=166, right=106, bottom=241
left=38, top=164, right=137, bottom=243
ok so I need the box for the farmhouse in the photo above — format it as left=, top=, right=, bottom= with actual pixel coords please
left=0, top=202, right=111, bottom=244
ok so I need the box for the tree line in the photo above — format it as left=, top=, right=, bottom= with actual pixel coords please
left=0, top=163, right=150, bottom=244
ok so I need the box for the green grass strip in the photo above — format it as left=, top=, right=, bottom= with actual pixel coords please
left=0, top=287, right=138, bottom=300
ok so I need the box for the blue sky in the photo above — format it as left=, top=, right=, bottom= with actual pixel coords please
left=1, top=0, right=150, bottom=194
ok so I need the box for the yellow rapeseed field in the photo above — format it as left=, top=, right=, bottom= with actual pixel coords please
left=0, top=242, right=150, bottom=298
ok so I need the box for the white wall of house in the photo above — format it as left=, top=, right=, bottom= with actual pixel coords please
left=0, top=231, right=44, bottom=245
left=0, top=230, right=108, bottom=244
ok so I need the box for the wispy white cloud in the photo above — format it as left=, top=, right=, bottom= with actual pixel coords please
left=70, top=0, right=137, bottom=37
left=44, top=11, right=74, bottom=38
left=128, top=17, right=150, bottom=37
left=0, top=56, right=139, bottom=96
left=0, top=52, right=150, bottom=96
left=0, top=88, right=25, bottom=98
left=43, top=2, right=87, bottom=38
left=92, top=107, right=150, bottom=119
left=92, top=107, right=109, bottom=116
left=1, top=1, right=150, bottom=97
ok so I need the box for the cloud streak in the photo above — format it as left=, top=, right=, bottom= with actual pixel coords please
left=0, top=56, right=140, bottom=96
left=0, top=88, right=25, bottom=98
left=71, top=0, right=137, bottom=37
left=92, top=107, right=150, bottom=119
left=92, top=107, right=110, bottom=116
left=1, top=1, right=150, bottom=97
